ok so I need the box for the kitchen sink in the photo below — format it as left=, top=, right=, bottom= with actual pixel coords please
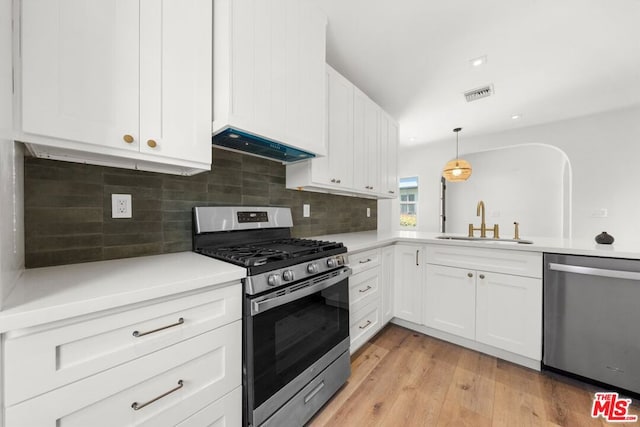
left=436, top=235, right=534, bottom=244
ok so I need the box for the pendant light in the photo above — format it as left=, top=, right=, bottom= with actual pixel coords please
left=442, top=127, right=472, bottom=182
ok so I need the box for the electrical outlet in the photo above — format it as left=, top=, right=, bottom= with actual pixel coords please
left=303, top=204, right=310, bottom=218
left=112, top=194, right=132, bottom=219
left=367, top=208, right=371, bottom=217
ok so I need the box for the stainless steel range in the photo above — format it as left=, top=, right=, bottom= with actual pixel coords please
left=193, top=207, right=351, bottom=427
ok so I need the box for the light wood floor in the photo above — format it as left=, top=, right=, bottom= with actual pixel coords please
left=308, top=324, right=639, bottom=427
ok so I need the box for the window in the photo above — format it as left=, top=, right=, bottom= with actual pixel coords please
left=399, top=177, right=418, bottom=227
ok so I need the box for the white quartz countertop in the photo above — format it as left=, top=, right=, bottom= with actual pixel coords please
left=0, top=252, right=245, bottom=333
left=313, top=230, right=640, bottom=259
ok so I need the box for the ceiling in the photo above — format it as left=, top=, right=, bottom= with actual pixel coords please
left=311, top=0, right=640, bottom=147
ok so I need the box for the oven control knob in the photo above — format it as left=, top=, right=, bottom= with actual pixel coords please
left=307, top=263, right=318, bottom=274
left=267, top=274, right=280, bottom=287
left=326, top=258, right=337, bottom=268
left=282, top=270, right=294, bottom=281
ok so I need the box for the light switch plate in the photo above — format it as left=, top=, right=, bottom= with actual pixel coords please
left=303, top=204, right=310, bottom=217
left=591, top=208, right=608, bottom=218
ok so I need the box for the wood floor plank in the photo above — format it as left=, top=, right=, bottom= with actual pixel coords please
left=307, top=325, right=629, bottom=427
left=308, top=341, right=390, bottom=426
left=443, top=348, right=496, bottom=418
left=436, top=400, right=492, bottom=427
left=377, top=339, right=458, bottom=426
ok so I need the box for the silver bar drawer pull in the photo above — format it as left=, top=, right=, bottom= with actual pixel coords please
left=304, top=381, right=325, bottom=404
left=359, top=320, right=372, bottom=329
left=131, top=380, right=184, bottom=411
left=133, top=317, right=184, bottom=337
left=359, top=258, right=372, bottom=264
left=359, top=285, right=372, bottom=293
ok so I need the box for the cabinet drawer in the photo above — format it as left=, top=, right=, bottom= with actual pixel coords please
left=349, top=266, right=380, bottom=312
left=426, top=245, right=542, bottom=278
left=5, top=283, right=241, bottom=406
left=176, top=386, right=241, bottom=427
left=349, top=248, right=380, bottom=275
left=6, top=321, right=242, bottom=427
left=350, top=301, right=380, bottom=353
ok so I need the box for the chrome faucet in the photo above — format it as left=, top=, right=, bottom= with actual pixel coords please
left=468, top=200, right=499, bottom=238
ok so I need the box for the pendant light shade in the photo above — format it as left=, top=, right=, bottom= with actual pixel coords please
left=442, top=127, right=472, bottom=182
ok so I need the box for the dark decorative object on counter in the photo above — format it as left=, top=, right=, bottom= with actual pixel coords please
left=595, top=232, right=615, bottom=244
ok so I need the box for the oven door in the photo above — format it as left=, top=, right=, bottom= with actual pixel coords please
left=244, top=266, right=351, bottom=427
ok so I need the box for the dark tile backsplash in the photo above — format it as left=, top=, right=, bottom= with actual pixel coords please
left=24, top=148, right=377, bottom=268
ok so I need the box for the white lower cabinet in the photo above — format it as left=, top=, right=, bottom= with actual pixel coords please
left=424, top=264, right=475, bottom=340
left=177, top=386, right=241, bottom=427
left=393, top=244, right=425, bottom=324
left=348, top=247, right=394, bottom=353
left=423, top=244, right=542, bottom=362
left=4, top=283, right=242, bottom=426
left=349, top=300, right=381, bottom=353
left=476, top=271, right=542, bottom=360
left=380, top=246, right=394, bottom=324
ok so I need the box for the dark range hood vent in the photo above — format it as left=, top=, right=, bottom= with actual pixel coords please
left=212, top=128, right=316, bottom=163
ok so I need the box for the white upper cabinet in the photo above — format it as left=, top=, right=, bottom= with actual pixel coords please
left=312, top=65, right=354, bottom=187
left=353, top=88, right=380, bottom=195
left=18, top=0, right=212, bottom=175
left=286, top=66, right=398, bottom=199
left=212, top=0, right=327, bottom=157
left=21, top=0, right=139, bottom=153
left=288, top=65, right=353, bottom=189
left=379, top=112, right=399, bottom=197
left=17, top=0, right=212, bottom=174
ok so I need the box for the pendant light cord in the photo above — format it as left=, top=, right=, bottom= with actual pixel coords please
left=453, top=127, right=462, bottom=160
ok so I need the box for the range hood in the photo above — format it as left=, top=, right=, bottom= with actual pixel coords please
left=212, top=128, right=316, bottom=163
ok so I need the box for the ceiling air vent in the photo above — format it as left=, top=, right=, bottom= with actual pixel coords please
left=464, top=84, right=494, bottom=102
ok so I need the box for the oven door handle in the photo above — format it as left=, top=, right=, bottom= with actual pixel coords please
left=251, top=267, right=351, bottom=316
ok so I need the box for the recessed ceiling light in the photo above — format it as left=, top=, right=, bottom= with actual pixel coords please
left=470, top=55, right=487, bottom=67
left=511, top=113, right=522, bottom=120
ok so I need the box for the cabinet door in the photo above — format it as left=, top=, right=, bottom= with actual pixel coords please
left=139, top=0, right=212, bottom=164
left=424, top=264, right=475, bottom=340
left=353, top=88, right=379, bottom=194
left=293, top=0, right=327, bottom=157
left=476, top=271, right=542, bottom=359
left=222, top=0, right=326, bottom=156
left=381, top=246, right=395, bottom=324
left=312, top=66, right=353, bottom=187
left=393, top=245, right=423, bottom=323
left=379, top=114, right=398, bottom=198
left=21, top=0, right=140, bottom=150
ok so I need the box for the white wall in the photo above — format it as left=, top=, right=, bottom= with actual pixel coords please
left=445, top=144, right=568, bottom=238
left=385, top=105, right=640, bottom=242
left=1, top=0, right=24, bottom=309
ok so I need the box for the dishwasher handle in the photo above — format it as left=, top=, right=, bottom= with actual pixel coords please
left=548, top=262, right=640, bottom=281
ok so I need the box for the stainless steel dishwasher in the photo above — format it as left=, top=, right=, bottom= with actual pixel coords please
left=544, top=253, right=640, bottom=395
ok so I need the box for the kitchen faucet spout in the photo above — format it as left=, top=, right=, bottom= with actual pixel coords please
left=476, top=200, right=486, bottom=226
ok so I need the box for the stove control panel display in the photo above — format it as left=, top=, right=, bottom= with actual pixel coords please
left=237, top=211, right=269, bottom=223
